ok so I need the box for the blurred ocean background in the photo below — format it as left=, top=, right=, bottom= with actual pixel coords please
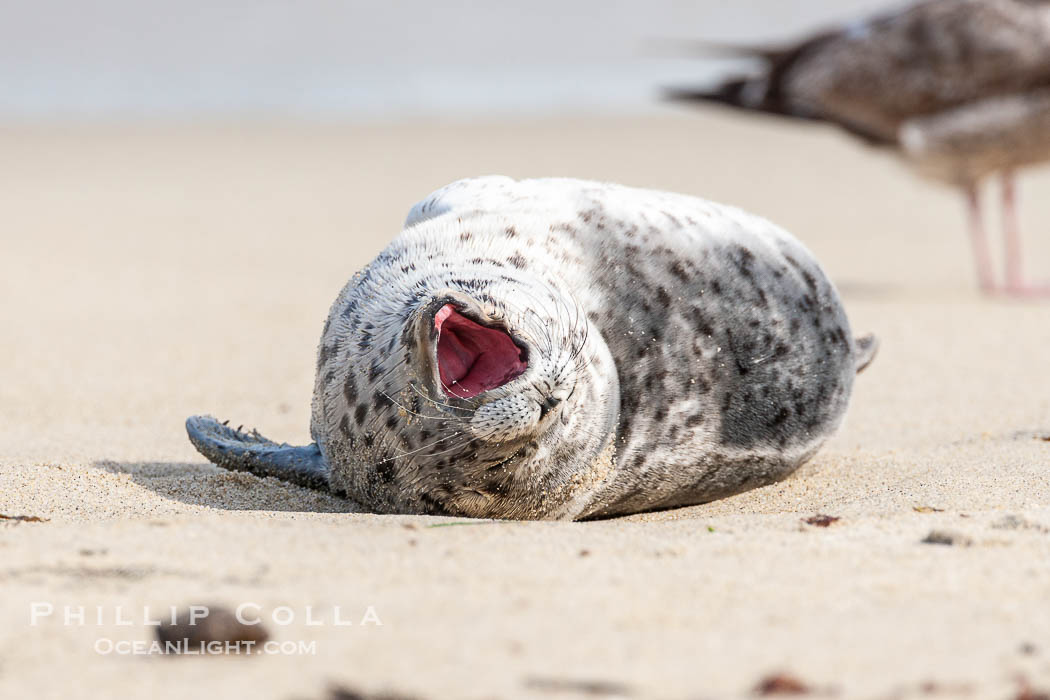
left=1, top=0, right=896, bottom=120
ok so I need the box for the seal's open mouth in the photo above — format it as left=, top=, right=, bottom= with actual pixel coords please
left=434, top=304, right=526, bottom=398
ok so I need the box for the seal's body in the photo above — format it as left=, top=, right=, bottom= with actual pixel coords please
left=187, top=177, right=876, bottom=520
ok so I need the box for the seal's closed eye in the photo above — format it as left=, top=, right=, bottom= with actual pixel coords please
left=434, top=304, right=526, bottom=398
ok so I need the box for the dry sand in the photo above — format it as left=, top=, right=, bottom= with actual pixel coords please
left=1, top=114, right=1049, bottom=700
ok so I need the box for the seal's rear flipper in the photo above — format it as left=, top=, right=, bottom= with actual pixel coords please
left=185, top=415, right=329, bottom=491
left=853, top=334, right=879, bottom=374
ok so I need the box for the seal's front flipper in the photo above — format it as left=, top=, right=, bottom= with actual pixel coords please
left=185, top=415, right=329, bottom=491
left=853, top=334, right=879, bottom=374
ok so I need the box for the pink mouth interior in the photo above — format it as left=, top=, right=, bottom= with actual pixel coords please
left=434, top=304, right=527, bottom=398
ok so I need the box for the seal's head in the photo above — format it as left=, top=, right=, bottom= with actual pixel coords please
left=318, top=275, right=620, bottom=521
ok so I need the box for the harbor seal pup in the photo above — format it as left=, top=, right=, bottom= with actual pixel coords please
left=187, top=177, right=877, bottom=520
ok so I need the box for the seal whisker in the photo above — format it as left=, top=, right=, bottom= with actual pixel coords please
left=507, top=287, right=557, bottom=356
left=396, top=433, right=486, bottom=476
left=385, top=430, right=470, bottom=461
left=378, top=389, right=468, bottom=425
left=403, top=380, right=471, bottom=417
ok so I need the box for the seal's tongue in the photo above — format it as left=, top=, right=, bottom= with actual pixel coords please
left=434, top=304, right=526, bottom=398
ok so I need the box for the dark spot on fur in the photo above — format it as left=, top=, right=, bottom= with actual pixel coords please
left=689, top=307, right=715, bottom=337
left=317, top=344, right=332, bottom=369
left=483, top=477, right=508, bottom=496
left=373, top=391, right=393, bottom=412
left=725, top=329, right=751, bottom=376
left=669, top=261, right=690, bottom=282
left=662, top=210, right=682, bottom=227
left=376, top=461, right=395, bottom=483
left=769, top=406, right=790, bottom=427
left=354, top=404, right=368, bottom=426
left=420, top=492, right=450, bottom=515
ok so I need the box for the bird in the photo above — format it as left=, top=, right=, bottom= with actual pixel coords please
left=667, top=0, right=1050, bottom=297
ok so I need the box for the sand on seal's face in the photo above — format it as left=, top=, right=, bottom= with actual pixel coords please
left=1, top=115, right=1049, bottom=700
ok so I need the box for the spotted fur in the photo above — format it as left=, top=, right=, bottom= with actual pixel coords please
left=188, top=177, right=875, bottom=520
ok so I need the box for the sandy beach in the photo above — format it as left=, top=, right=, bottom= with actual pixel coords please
left=2, top=113, right=1050, bottom=699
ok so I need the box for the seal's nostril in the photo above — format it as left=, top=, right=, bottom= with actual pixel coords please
left=538, top=396, right=562, bottom=420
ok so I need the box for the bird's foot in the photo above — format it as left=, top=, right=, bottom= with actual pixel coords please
left=1000, top=281, right=1050, bottom=299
